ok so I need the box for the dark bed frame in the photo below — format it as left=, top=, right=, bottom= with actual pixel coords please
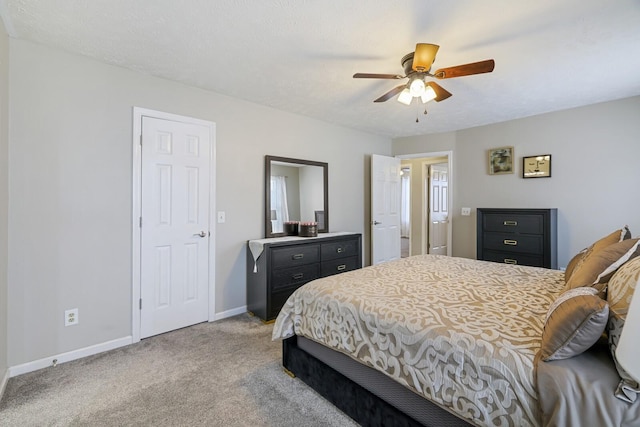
left=283, top=335, right=472, bottom=427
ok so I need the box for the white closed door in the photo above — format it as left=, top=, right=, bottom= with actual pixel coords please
left=371, top=154, right=401, bottom=264
left=140, top=116, right=210, bottom=338
left=428, top=163, right=449, bottom=255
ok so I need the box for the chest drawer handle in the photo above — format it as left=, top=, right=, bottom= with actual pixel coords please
left=504, top=259, right=518, bottom=264
left=336, top=247, right=344, bottom=253
left=336, top=264, right=347, bottom=271
left=292, top=273, right=304, bottom=280
left=503, top=220, right=518, bottom=226
left=291, top=254, right=304, bottom=260
left=503, top=239, right=518, bottom=246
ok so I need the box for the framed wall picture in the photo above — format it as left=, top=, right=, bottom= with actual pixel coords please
left=523, top=154, right=551, bottom=178
left=488, top=146, right=514, bottom=175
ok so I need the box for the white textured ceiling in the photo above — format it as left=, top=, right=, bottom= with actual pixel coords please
left=2, top=0, right=640, bottom=138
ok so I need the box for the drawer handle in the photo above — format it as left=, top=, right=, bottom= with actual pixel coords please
left=503, top=239, right=518, bottom=246
left=504, top=259, right=518, bottom=265
left=336, top=247, right=344, bottom=253
left=337, top=264, right=347, bottom=271
left=503, top=220, right=518, bottom=226
left=292, top=254, right=304, bottom=260
left=292, top=273, right=304, bottom=280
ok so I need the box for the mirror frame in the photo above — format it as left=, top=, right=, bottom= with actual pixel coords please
left=265, top=155, right=329, bottom=238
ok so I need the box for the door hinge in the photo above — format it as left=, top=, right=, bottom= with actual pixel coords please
left=139, top=298, right=142, bottom=310
left=139, top=217, right=142, bottom=227
left=139, top=134, right=142, bottom=146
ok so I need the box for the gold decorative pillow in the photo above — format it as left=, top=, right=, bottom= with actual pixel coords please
left=541, top=287, right=609, bottom=361
left=607, top=257, right=640, bottom=402
left=565, top=248, right=587, bottom=282
left=565, top=238, right=640, bottom=292
left=608, top=256, right=640, bottom=315
left=565, top=226, right=631, bottom=283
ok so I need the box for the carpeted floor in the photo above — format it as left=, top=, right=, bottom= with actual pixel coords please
left=0, top=314, right=358, bottom=426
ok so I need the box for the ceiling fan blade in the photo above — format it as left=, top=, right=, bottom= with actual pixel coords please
left=373, top=85, right=407, bottom=102
left=412, top=43, right=439, bottom=72
left=433, top=59, right=495, bottom=79
left=426, top=82, right=452, bottom=102
left=353, top=73, right=403, bottom=79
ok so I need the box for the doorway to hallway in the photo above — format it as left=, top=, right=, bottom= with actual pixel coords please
left=398, top=151, right=453, bottom=258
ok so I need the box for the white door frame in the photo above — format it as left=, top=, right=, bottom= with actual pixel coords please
left=397, top=151, right=453, bottom=256
left=400, top=163, right=412, bottom=257
left=131, top=107, right=216, bottom=343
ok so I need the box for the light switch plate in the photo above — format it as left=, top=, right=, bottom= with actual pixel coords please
left=461, top=207, right=471, bottom=216
left=217, top=211, right=226, bottom=223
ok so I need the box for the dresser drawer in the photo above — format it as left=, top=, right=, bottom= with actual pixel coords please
left=482, top=250, right=543, bottom=267
left=482, top=213, right=543, bottom=234
left=271, top=263, right=320, bottom=290
left=483, top=232, right=543, bottom=254
left=271, top=244, right=320, bottom=268
left=321, top=238, right=360, bottom=261
left=321, top=256, right=359, bottom=277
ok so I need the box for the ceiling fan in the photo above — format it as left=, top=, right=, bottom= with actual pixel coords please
left=353, top=43, right=495, bottom=107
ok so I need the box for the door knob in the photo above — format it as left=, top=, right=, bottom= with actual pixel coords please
left=373, top=221, right=382, bottom=225
left=194, top=231, right=207, bottom=238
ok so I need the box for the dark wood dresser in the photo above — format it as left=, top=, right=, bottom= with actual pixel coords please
left=477, top=208, right=557, bottom=269
left=247, top=233, right=362, bottom=321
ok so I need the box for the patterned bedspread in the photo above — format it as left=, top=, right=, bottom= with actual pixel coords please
left=272, top=255, right=565, bottom=426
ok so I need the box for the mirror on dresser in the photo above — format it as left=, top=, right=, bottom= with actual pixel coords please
left=265, top=155, right=328, bottom=238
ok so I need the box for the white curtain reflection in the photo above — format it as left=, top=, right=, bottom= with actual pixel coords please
left=270, top=176, right=289, bottom=233
left=400, top=173, right=410, bottom=237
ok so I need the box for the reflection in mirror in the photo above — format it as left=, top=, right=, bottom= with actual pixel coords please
left=265, top=156, right=328, bottom=238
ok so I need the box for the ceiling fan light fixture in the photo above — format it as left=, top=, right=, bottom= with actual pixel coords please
left=409, top=78, right=426, bottom=97
left=420, top=86, right=437, bottom=104
left=397, top=88, right=413, bottom=105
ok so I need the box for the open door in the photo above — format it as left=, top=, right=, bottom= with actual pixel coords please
left=428, top=163, right=449, bottom=255
left=371, top=154, right=401, bottom=264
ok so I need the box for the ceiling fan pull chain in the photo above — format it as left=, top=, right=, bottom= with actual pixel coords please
left=416, top=107, right=427, bottom=123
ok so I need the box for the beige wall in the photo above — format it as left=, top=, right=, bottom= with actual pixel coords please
left=7, top=39, right=390, bottom=367
left=393, top=96, right=640, bottom=267
left=0, top=19, right=9, bottom=391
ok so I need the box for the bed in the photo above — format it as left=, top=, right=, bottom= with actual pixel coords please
left=272, top=252, right=640, bottom=426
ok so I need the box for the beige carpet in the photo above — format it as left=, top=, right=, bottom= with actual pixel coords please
left=0, top=314, right=358, bottom=427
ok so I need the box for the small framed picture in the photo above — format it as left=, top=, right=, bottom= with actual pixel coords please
left=488, top=146, right=514, bottom=175
left=523, top=155, right=551, bottom=178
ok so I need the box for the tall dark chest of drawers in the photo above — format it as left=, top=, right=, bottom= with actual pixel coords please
left=477, top=208, right=557, bottom=269
left=247, top=233, right=362, bottom=321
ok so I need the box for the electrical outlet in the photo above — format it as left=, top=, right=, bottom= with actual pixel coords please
left=461, top=207, right=471, bottom=216
left=65, top=308, right=79, bottom=326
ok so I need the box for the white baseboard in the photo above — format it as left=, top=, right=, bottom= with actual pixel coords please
left=0, top=367, right=8, bottom=401
left=8, top=336, right=133, bottom=378
left=7, top=308, right=248, bottom=378
left=213, top=305, right=247, bottom=321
